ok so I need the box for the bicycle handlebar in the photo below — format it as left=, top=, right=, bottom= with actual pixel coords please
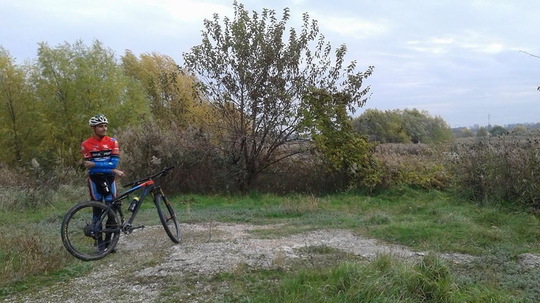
left=122, top=166, right=175, bottom=188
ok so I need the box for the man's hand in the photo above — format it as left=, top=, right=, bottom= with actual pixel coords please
left=112, top=169, right=125, bottom=177
left=83, top=161, right=95, bottom=169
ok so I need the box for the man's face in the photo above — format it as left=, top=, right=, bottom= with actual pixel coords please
left=93, top=124, right=108, bottom=138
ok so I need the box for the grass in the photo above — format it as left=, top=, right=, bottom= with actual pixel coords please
left=0, top=193, right=171, bottom=296
left=177, top=188, right=540, bottom=256
left=170, top=188, right=540, bottom=302
left=1, top=186, right=539, bottom=301
left=193, top=250, right=517, bottom=302
left=216, top=255, right=515, bottom=303
left=0, top=202, right=93, bottom=296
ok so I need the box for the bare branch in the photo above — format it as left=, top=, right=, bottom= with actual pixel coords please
left=519, top=50, right=540, bottom=59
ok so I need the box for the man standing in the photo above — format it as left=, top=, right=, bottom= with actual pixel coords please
left=81, top=114, right=124, bottom=252
left=81, top=114, right=124, bottom=202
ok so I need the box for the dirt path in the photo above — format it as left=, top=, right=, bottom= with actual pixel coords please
left=4, top=223, right=539, bottom=302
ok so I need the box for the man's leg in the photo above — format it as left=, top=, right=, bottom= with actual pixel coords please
left=88, top=177, right=107, bottom=252
left=103, top=176, right=117, bottom=252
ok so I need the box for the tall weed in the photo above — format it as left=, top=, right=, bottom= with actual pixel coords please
left=450, top=135, right=540, bottom=210
left=373, top=143, right=450, bottom=190
left=116, top=122, right=239, bottom=193
left=0, top=163, right=86, bottom=210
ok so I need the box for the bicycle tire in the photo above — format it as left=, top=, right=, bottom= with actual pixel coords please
left=61, top=201, right=121, bottom=261
left=155, top=194, right=181, bottom=243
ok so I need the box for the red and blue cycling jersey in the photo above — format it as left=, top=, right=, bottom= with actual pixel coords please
left=81, top=136, right=120, bottom=175
left=81, top=136, right=120, bottom=202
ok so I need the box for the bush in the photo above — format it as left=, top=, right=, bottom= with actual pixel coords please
left=116, top=122, right=458, bottom=194
left=450, top=135, right=540, bottom=210
left=116, top=122, right=357, bottom=194
left=116, top=122, right=239, bottom=193
left=0, top=162, right=86, bottom=210
left=372, top=143, right=450, bottom=190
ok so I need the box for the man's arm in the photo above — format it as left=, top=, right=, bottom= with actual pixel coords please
left=91, top=156, right=119, bottom=169
left=88, top=156, right=119, bottom=172
left=88, top=156, right=124, bottom=177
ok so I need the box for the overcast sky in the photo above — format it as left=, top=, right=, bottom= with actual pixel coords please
left=2, top=0, right=540, bottom=127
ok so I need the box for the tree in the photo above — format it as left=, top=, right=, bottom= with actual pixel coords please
left=511, top=125, right=528, bottom=134
left=477, top=127, right=488, bottom=137
left=121, top=51, right=203, bottom=128
left=353, top=108, right=453, bottom=144
left=183, top=1, right=373, bottom=190
left=34, top=40, right=148, bottom=166
left=489, top=125, right=507, bottom=136
left=454, top=127, right=474, bottom=138
left=0, top=48, right=42, bottom=166
left=401, top=108, right=453, bottom=143
left=353, top=109, right=408, bottom=143
left=301, top=89, right=378, bottom=188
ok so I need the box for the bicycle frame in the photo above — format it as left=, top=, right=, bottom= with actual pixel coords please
left=99, top=167, right=172, bottom=234
left=117, top=180, right=156, bottom=231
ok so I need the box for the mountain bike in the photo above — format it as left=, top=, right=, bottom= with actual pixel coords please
left=61, top=166, right=180, bottom=261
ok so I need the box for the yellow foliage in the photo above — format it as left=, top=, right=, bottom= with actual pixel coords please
left=122, top=50, right=215, bottom=129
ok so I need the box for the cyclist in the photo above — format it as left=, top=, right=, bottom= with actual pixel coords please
left=81, top=114, right=124, bottom=252
left=81, top=114, right=124, bottom=200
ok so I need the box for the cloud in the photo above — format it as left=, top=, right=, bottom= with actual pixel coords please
left=315, top=15, right=390, bottom=39
left=405, top=31, right=509, bottom=56
left=149, top=0, right=232, bottom=22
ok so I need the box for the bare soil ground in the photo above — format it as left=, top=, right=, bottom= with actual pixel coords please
left=4, top=223, right=540, bottom=302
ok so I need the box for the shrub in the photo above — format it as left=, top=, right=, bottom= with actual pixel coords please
left=0, top=162, right=86, bottom=210
left=372, top=143, right=451, bottom=190
left=449, top=135, right=540, bottom=210
left=116, top=122, right=356, bottom=194
left=116, top=122, right=238, bottom=193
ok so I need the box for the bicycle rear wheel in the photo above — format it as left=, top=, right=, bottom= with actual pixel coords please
left=61, top=201, right=121, bottom=261
left=155, top=194, right=181, bottom=243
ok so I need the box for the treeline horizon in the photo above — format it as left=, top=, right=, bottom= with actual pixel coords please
left=0, top=34, right=452, bottom=196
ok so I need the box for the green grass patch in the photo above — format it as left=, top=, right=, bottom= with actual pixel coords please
left=215, top=254, right=516, bottom=303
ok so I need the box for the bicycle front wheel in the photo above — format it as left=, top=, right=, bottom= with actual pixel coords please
left=61, top=201, right=121, bottom=261
left=155, top=194, right=181, bottom=243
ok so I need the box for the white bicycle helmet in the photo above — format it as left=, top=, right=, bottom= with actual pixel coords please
left=88, top=114, right=109, bottom=126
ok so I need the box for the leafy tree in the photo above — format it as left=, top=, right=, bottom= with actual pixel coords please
left=453, top=127, right=474, bottom=138
left=121, top=51, right=204, bottom=128
left=301, top=89, right=379, bottom=188
left=401, top=108, right=452, bottom=143
left=353, top=109, right=408, bottom=143
left=354, top=108, right=453, bottom=144
left=183, top=1, right=373, bottom=190
left=511, top=125, right=528, bottom=134
left=33, top=40, right=148, bottom=166
left=477, top=127, right=488, bottom=137
left=0, top=47, right=42, bottom=166
left=489, top=125, right=507, bottom=136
